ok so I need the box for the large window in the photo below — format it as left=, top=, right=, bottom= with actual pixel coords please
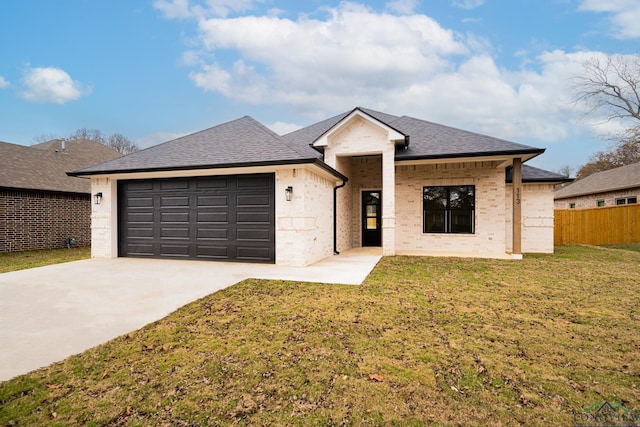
left=423, top=185, right=475, bottom=234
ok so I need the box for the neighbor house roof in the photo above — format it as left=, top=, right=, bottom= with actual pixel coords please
left=71, top=107, right=553, bottom=182
left=0, top=139, right=121, bottom=194
left=554, top=162, right=640, bottom=200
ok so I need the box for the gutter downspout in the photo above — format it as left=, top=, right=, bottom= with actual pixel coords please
left=333, top=178, right=348, bottom=255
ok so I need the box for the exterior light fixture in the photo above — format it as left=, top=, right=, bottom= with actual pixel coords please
left=94, top=192, right=103, bottom=205
left=285, top=186, right=293, bottom=202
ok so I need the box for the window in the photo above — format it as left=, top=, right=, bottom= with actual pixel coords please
left=569, top=203, right=576, bottom=209
left=617, top=197, right=637, bottom=205
left=597, top=200, right=605, bottom=207
left=424, top=185, right=475, bottom=234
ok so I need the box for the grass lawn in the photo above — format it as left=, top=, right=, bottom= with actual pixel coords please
left=1, top=245, right=639, bottom=426
left=0, top=247, right=91, bottom=274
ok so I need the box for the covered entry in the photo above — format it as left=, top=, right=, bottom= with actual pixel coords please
left=118, top=173, right=275, bottom=263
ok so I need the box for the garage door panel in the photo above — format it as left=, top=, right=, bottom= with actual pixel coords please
left=237, top=211, right=271, bottom=224
left=161, top=196, right=190, bottom=207
left=237, top=194, right=270, bottom=207
left=161, top=212, right=189, bottom=223
left=128, top=197, right=153, bottom=208
left=119, top=174, right=274, bottom=263
left=198, top=195, right=228, bottom=207
left=160, top=228, right=190, bottom=239
left=237, top=229, right=271, bottom=241
left=197, top=228, right=229, bottom=240
left=198, top=211, right=228, bottom=223
left=160, top=244, right=190, bottom=257
left=237, top=246, right=272, bottom=261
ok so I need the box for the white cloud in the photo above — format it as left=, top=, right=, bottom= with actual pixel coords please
left=452, top=0, right=485, bottom=10
left=0, top=76, right=9, bottom=88
left=154, top=0, right=260, bottom=19
left=578, top=0, right=640, bottom=39
left=385, top=0, right=419, bottom=14
left=159, top=2, right=627, bottom=144
left=267, top=121, right=302, bottom=135
left=20, top=67, right=89, bottom=104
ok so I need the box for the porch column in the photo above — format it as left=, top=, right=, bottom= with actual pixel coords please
left=382, top=150, right=395, bottom=255
left=512, top=158, right=522, bottom=257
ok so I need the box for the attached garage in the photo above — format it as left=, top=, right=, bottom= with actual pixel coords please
left=118, top=173, right=275, bottom=263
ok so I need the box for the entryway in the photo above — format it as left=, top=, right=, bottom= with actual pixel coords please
left=362, top=190, right=382, bottom=246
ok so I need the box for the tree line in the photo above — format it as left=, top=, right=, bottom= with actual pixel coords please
left=34, top=128, right=139, bottom=155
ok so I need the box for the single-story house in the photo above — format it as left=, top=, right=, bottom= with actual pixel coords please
left=0, top=139, right=121, bottom=252
left=554, top=162, right=640, bottom=209
left=69, top=107, right=569, bottom=266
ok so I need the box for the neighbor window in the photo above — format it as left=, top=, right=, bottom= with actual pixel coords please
left=423, top=185, right=475, bottom=234
left=597, top=200, right=605, bottom=207
left=617, top=197, right=637, bottom=205
left=616, top=198, right=626, bottom=205
left=569, top=203, right=576, bottom=209
left=628, top=197, right=638, bottom=204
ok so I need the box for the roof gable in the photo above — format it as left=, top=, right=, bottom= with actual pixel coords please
left=312, top=107, right=406, bottom=148
left=555, top=162, right=640, bottom=199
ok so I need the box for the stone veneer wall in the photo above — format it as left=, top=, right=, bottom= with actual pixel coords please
left=275, top=168, right=335, bottom=266
left=0, top=189, right=90, bottom=252
left=394, top=162, right=507, bottom=254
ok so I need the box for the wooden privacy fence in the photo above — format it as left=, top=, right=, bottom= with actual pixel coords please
left=555, top=204, right=640, bottom=245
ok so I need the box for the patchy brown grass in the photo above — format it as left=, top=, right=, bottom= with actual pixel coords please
left=1, top=245, right=639, bottom=426
left=0, top=247, right=90, bottom=274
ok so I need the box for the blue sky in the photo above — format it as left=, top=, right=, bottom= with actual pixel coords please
left=1, top=0, right=639, bottom=173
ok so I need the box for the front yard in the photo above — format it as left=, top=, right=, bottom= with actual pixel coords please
left=1, top=245, right=639, bottom=425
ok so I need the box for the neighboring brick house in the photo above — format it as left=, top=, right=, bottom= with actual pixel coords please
left=71, top=107, right=570, bottom=265
left=0, top=139, right=121, bottom=252
left=554, top=162, right=640, bottom=209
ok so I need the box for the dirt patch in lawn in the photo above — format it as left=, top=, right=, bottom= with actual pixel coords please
left=1, top=245, right=639, bottom=425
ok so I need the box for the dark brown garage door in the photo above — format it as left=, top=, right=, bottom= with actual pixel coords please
left=118, top=174, right=275, bottom=263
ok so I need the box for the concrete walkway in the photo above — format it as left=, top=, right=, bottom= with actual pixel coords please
left=0, top=248, right=382, bottom=382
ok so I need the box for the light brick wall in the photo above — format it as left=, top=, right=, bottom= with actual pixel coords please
left=395, top=162, right=507, bottom=255
left=0, top=189, right=90, bottom=252
left=506, top=183, right=555, bottom=253
left=334, top=156, right=353, bottom=253
left=275, top=168, right=334, bottom=266
left=554, top=187, right=640, bottom=209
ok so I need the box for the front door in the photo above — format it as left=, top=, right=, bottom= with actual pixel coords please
left=362, top=190, right=382, bottom=246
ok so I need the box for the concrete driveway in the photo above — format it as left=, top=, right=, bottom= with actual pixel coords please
left=0, top=248, right=381, bottom=382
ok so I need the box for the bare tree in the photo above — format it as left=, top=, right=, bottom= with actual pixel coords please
left=107, top=133, right=139, bottom=155
left=575, top=129, right=640, bottom=180
left=32, top=133, right=61, bottom=144
left=573, top=54, right=640, bottom=128
left=68, top=128, right=106, bottom=144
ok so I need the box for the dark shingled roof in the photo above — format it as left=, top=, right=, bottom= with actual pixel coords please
left=71, top=107, right=555, bottom=183
left=554, top=162, right=640, bottom=199
left=71, top=116, right=332, bottom=176
left=507, top=165, right=573, bottom=184
left=0, top=139, right=121, bottom=194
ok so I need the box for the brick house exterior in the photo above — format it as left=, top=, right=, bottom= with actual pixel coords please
left=0, top=139, right=121, bottom=252
left=554, top=162, right=640, bottom=209
left=71, top=108, right=569, bottom=266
